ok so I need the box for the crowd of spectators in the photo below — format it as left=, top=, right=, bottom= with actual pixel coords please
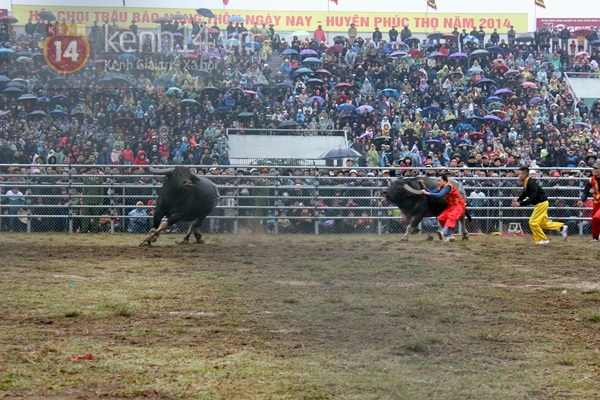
left=0, top=15, right=599, bottom=234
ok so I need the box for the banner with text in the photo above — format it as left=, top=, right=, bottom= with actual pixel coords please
left=536, top=18, right=600, bottom=30
left=12, top=5, right=527, bottom=33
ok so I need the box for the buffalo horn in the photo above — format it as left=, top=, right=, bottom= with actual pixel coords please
left=149, top=167, right=176, bottom=175
left=402, top=184, right=423, bottom=196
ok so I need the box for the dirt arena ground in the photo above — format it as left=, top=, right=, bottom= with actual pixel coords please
left=1, top=233, right=599, bottom=399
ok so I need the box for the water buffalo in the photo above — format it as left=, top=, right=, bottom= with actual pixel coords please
left=382, top=176, right=470, bottom=241
left=140, top=167, right=219, bottom=246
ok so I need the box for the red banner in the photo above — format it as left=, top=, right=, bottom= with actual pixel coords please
left=536, top=18, right=600, bottom=31
left=0, top=9, right=8, bottom=18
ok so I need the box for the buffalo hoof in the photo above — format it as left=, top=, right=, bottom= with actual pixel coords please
left=176, top=239, right=190, bottom=245
left=426, top=235, right=434, bottom=241
left=400, top=237, right=409, bottom=242
left=462, top=235, right=470, bottom=241
left=195, top=239, right=205, bottom=244
left=139, top=239, right=152, bottom=247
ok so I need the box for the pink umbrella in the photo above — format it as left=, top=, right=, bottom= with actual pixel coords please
left=325, top=45, right=343, bottom=55
left=521, top=82, right=537, bottom=89
left=359, top=131, right=374, bottom=140
left=575, top=51, right=589, bottom=59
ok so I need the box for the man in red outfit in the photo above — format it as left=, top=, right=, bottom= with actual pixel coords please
left=578, top=161, right=600, bottom=241
left=419, top=174, right=466, bottom=242
left=313, top=25, right=326, bottom=44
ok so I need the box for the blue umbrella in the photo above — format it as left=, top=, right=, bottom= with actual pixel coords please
left=117, top=53, right=136, bottom=62
left=463, top=35, right=478, bottom=43
left=228, top=15, right=244, bottom=22
left=340, top=115, right=360, bottom=124
left=281, top=48, right=298, bottom=55
left=494, top=88, right=514, bottom=96
left=0, top=48, right=14, bottom=53
left=486, top=96, right=503, bottom=102
left=377, top=88, right=400, bottom=99
left=245, top=41, right=261, bottom=49
left=468, top=66, right=483, bottom=73
left=486, top=46, right=503, bottom=53
left=166, top=87, right=182, bottom=95
left=529, top=97, right=544, bottom=106
left=2, top=86, right=22, bottom=93
left=0, top=75, right=9, bottom=82
left=338, top=103, right=356, bottom=111
left=196, top=8, right=215, bottom=18
left=449, top=52, right=468, bottom=59
left=293, top=67, right=313, bottom=76
left=302, top=57, right=322, bottom=65
left=49, top=110, right=68, bottom=118
left=454, top=123, right=475, bottom=131
left=319, top=147, right=363, bottom=159
left=226, top=39, right=239, bottom=46
left=422, top=106, right=441, bottom=115
left=299, top=49, right=318, bottom=56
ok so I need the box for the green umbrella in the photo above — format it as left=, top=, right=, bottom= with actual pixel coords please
left=237, top=112, right=255, bottom=118
left=489, top=101, right=504, bottom=109
left=166, top=87, right=182, bottom=95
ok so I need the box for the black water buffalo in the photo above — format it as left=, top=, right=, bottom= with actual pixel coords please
left=140, top=166, right=219, bottom=246
left=382, top=176, right=470, bottom=241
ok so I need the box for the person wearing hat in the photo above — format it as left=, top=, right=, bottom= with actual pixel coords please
left=348, top=23, right=358, bottom=45
left=314, top=24, right=326, bottom=44
left=127, top=201, right=148, bottom=233
left=512, top=166, right=568, bottom=245
left=577, top=161, right=600, bottom=241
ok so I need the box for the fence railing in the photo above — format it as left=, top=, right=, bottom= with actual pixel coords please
left=0, top=164, right=595, bottom=236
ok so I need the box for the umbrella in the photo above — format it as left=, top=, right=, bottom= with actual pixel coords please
left=325, top=45, right=343, bottom=55
left=252, top=34, right=266, bottom=43
left=442, top=34, right=457, bottom=40
left=468, top=66, right=483, bottom=73
left=488, top=101, right=504, bottom=109
left=466, top=116, right=483, bottom=122
left=166, top=87, right=182, bottom=95
left=153, top=16, right=172, bottom=23
left=281, top=48, right=298, bottom=55
left=315, top=69, right=332, bottom=76
left=0, top=75, right=9, bottom=82
left=490, top=110, right=507, bottom=118
left=486, top=96, right=503, bottom=102
left=17, top=94, right=37, bottom=101
left=237, top=112, right=255, bottom=118
left=0, top=16, right=18, bottom=24
left=245, top=41, right=261, bottom=49
left=293, top=67, right=313, bottom=76
left=196, top=8, right=215, bottom=18
left=112, top=117, right=134, bottom=127
left=228, top=15, right=244, bottom=22
left=49, top=110, right=68, bottom=118
left=390, top=40, right=406, bottom=46
left=377, top=88, right=400, bottom=99
left=28, top=110, right=47, bottom=117
left=486, top=45, right=503, bottom=53
left=278, top=120, right=300, bottom=129
left=373, top=136, right=392, bottom=143
left=574, top=122, right=591, bottom=129
left=180, top=99, right=201, bottom=107
left=408, top=49, right=423, bottom=58
left=206, top=28, right=219, bottom=34
left=449, top=52, right=468, bottom=59
left=226, top=39, right=239, bottom=46
left=2, top=86, right=22, bottom=93
left=47, top=77, right=68, bottom=87
left=491, top=59, right=506, bottom=67
left=38, top=11, right=56, bottom=21
left=340, top=115, right=360, bottom=124
left=302, top=57, right=322, bottom=65
left=172, top=32, right=183, bottom=37
left=171, top=13, right=185, bottom=20
left=201, top=86, right=222, bottom=97
left=334, top=82, right=353, bottom=90
left=591, top=40, right=600, bottom=47
left=504, top=69, right=521, bottom=78
left=494, top=88, right=514, bottom=96
left=390, top=51, right=407, bottom=58
left=492, top=65, right=509, bottom=74
left=0, top=48, right=14, bottom=54
left=182, top=54, right=199, bottom=60
left=476, top=78, right=496, bottom=86
left=427, top=31, right=444, bottom=40
left=337, top=103, right=356, bottom=111
left=515, top=34, right=534, bottom=42
left=308, top=95, right=325, bottom=105
left=422, top=106, right=441, bottom=115
left=521, top=81, right=537, bottom=89
left=470, top=49, right=489, bottom=57
left=483, top=114, right=504, bottom=123
left=529, top=97, right=544, bottom=106
left=446, top=72, right=464, bottom=80
left=468, top=132, right=486, bottom=141
left=305, top=78, right=324, bottom=85
left=291, top=30, right=310, bottom=37
left=425, top=139, right=441, bottom=144
left=299, top=49, right=318, bottom=56
left=358, top=131, right=374, bottom=140
left=319, top=147, right=363, bottom=159
left=454, top=123, right=475, bottom=131
left=428, top=51, right=446, bottom=58
left=574, top=28, right=593, bottom=37
left=403, top=37, right=420, bottom=45
left=333, top=35, right=349, bottom=43
left=575, top=51, right=589, bottom=58
left=357, top=105, right=373, bottom=113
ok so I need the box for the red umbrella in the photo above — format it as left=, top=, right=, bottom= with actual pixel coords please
left=334, top=83, right=353, bottom=90
left=112, top=117, right=134, bottom=127
left=492, top=65, right=509, bottom=74
left=207, top=28, right=220, bottom=34
left=94, top=59, right=107, bottom=64
left=335, top=95, right=350, bottom=103
left=574, top=28, right=593, bottom=37
left=118, top=27, right=132, bottom=32
left=469, top=132, right=486, bottom=141
left=325, top=44, right=343, bottom=55
left=182, top=54, right=198, bottom=60
left=0, top=16, right=18, bottom=24
left=442, top=33, right=457, bottom=40
left=153, top=16, right=172, bottom=23
left=253, top=34, right=265, bottom=43
left=521, top=82, right=537, bottom=89
left=408, top=49, right=423, bottom=58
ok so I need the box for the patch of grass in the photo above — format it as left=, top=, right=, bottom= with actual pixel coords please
left=587, top=313, right=600, bottom=323
left=283, top=298, right=299, bottom=304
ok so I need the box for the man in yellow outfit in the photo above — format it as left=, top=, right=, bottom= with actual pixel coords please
left=511, top=166, right=568, bottom=244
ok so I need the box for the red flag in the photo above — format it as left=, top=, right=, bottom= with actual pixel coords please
left=535, top=0, right=546, bottom=8
left=223, top=0, right=229, bottom=6
left=331, top=0, right=338, bottom=4
left=427, top=0, right=437, bottom=10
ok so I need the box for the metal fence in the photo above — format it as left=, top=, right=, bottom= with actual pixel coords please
left=0, top=164, right=594, bottom=237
